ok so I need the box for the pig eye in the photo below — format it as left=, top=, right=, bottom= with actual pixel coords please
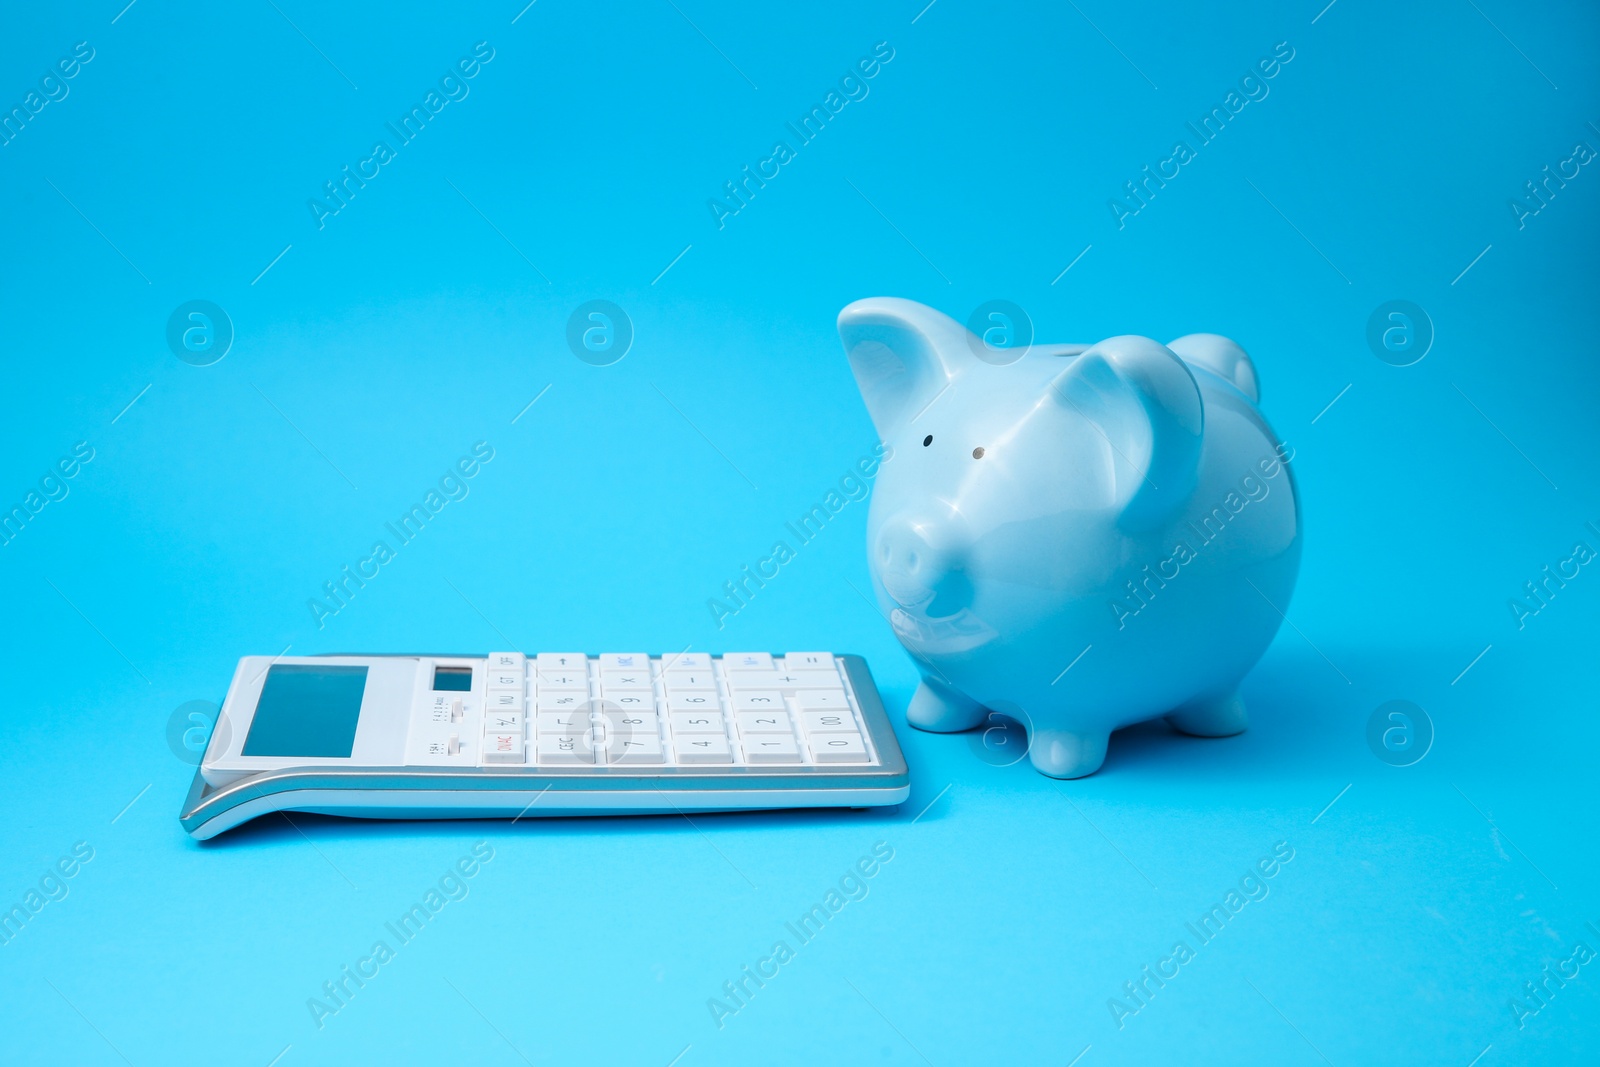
left=922, top=435, right=933, bottom=447
left=972, top=447, right=985, bottom=459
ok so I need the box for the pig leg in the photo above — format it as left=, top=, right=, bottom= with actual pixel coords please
left=1165, top=686, right=1249, bottom=737
left=1026, top=726, right=1110, bottom=779
left=906, top=676, right=987, bottom=732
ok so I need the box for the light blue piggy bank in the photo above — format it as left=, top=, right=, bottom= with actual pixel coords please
left=839, top=298, right=1301, bottom=778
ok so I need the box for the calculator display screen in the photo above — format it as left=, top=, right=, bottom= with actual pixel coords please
left=432, top=666, right=473, bottom=692
left=242, top=665, right=368, bottom=758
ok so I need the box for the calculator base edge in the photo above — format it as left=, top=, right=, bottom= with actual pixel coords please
left=183, top=785, right=910, bottom=840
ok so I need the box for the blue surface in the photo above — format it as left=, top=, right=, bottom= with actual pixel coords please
left=1, top=2, right=1596, bottom=1064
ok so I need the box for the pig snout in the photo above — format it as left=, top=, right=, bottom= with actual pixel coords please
left=875, top=515, right=974, bottom=618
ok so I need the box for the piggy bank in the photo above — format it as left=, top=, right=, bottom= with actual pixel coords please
left=839, top=297, right=1301, bottom=778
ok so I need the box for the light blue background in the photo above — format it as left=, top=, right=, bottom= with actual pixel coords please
left=2, top=1, right=1597, bottom=1064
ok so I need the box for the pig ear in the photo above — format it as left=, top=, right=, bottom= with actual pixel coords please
left=838, top=298, right=971, bottom=437
left=1167, top=333, right=1259, bottom=402
left=1047, top=336, right=1204, bottom=531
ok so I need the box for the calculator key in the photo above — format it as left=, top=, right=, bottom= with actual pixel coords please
left=669, top=711, right=725, bottom=734
left=725, top=670, right=783, bottom=691
left=483, top=733, right=525, bottom=764
left=660, top=651, right=709, bottom=672
left=728, top=670, right=839, bottom=691
left=486, top=691, right=523, bottom=711
left=673, top=734, right=731, bottom=764
left=595, top=709, right=659, bottom=736
left=600, top=670, right=653, bottom=692
left=801, top=710, right=855, bottom=734
left=663, top=671, right=717, bottom=693
left=536, top=692, right=587, bottom=712
left=486, top=670, right=525, bottom=691
left=778, top=671, right=843, bottom=689
left=486, top=652, right=525, bottom=672
left=599, top=652, right=650, bottom=671
left=723, top=652, right=773, bottom=671
left=537, top=734, right=594, bottom=765
left=537, top=710, right=587, bottom=733
left=535, top=653, right=588, bottom=672
left=796, top=690, right=850, bottom=709
left=809, top=733, right=868, bottom=763
left=735, top=711, right=792, bottom=735
left=666, top=694, right=719, bottom=713
left=604, top=692, right=656, bottom=712
left=483, top=710, right=524, bottom=733
left=742, top=735, right=801, bottom=764
left=732, top=690, right=784, bottom=710
left=785, top=652, right=835, bottom=671
left=538, top=671, right=589, bottom=692
left=605, top=735, right=664, bottom=764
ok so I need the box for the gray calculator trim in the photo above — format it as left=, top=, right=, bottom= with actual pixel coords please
left=179, top=654, right=908, bottom=839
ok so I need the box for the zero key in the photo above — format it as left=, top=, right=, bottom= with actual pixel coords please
left=810, top=734, right=867, bottom=763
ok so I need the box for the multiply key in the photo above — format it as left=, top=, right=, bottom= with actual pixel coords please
left=601, top=671, right=651, bottom=692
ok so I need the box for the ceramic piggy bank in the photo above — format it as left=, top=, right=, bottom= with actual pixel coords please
left=839, top=297, right=1301, bottom=778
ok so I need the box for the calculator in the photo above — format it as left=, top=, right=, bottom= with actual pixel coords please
left=180, top=651, right=909, bottom=839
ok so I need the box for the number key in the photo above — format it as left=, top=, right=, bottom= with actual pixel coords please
left=606, top=735, right=664, bottom=764
left=735, top=711, right=792, bottom=735
left=742, top=735, right=800, bottom=764
left=673, top=734, right=731, bottom=764
left=809, top=733, right=867, bottom=763
left=670, top=711, right=725, bottom=735
left=801, top=710, right=855, bottom=734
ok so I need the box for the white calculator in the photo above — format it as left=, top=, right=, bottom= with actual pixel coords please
left=180, top=651, right=909, bottom=839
